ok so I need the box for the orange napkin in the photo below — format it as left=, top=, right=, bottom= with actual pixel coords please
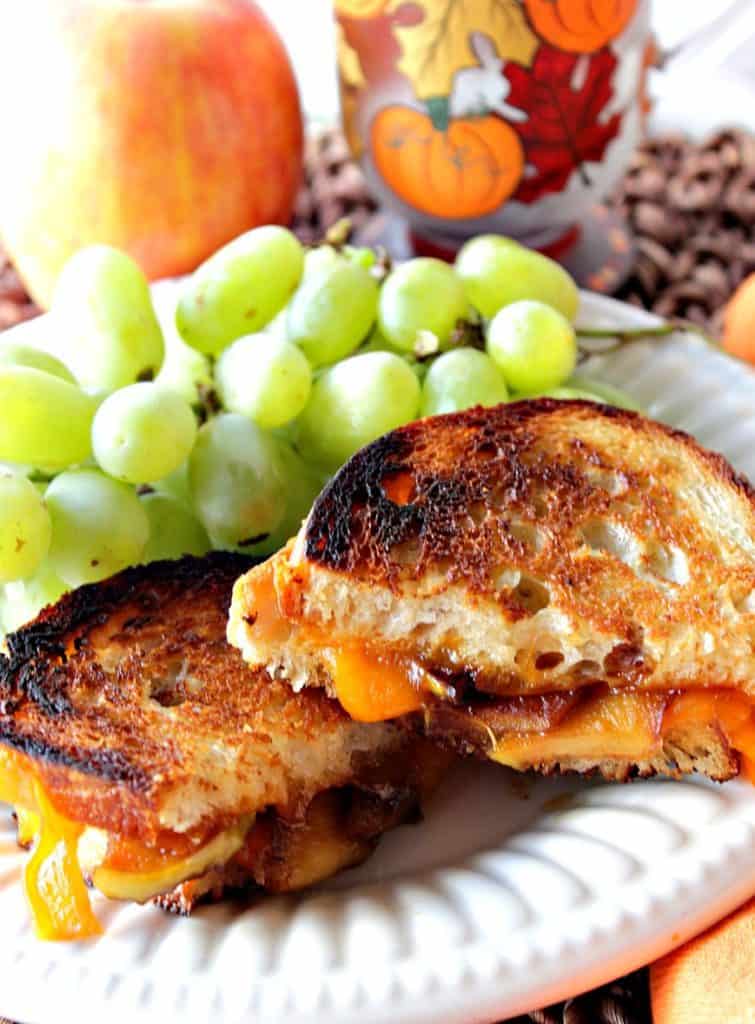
left=651, top=897, right=755, bottom=1024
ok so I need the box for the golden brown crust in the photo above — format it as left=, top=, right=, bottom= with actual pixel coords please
left=288, top=399, right=755, bottom=698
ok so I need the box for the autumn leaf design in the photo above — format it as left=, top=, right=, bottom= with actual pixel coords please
left=336, top=23, right=367, bottom=90
left=504, top=43, right=622, bottom=203
left=393, top=0, right=539, bottom=101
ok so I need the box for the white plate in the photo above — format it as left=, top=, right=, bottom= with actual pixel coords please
left=1, top=292, right=754, bottom=1024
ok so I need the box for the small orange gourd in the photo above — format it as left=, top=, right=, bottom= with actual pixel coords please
left=722, top=272, right=755, bottom=366
left=371, top=105, right=524, bottom=220
left=524, top=0, right=638, bottom=54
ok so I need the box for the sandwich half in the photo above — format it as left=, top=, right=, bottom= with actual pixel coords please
left=230, top=400, right=755, bottom=784
left=0, top=553, right=449, bottom=940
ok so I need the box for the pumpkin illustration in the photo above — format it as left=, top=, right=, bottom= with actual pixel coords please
left=524, top=0, right=638, bottom=54
left=371, top=106, right=524, bottom=220
left=335, top=0, right=390, bottom=17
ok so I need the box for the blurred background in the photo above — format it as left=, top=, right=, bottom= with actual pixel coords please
left=257, top=0, right=755, bottom=136
left=4, top=0, right=754, bottom=336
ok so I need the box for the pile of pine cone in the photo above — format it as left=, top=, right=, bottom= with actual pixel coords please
left=613, top=128, right=755, bottom=330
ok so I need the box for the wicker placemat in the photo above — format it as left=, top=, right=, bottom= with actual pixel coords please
left=1, top=129, right=754, bottom=1024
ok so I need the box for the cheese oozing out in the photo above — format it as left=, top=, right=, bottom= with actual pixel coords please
left=238, top=567, right=755, bottom=775
left=0, top=748, right=253, bottom=940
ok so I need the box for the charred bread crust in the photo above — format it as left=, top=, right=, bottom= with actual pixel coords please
left=0, top=554, right=420, bottom=841
left=304, top=399, right=755, bottom=582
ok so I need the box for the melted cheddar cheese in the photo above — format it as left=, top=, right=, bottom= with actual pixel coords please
left=241, top=571, right=755, bottom=774
left=24, top=781, right=102, bottom=941
left=0, top=749, right=97, bottom=940
left=80, top=820, right=251, bottom=904
left=15, top=806, right=40, bottom=848
left=332, top=646, right=423, bottom=722
left=490, top=689, right=668, bottom=768
left=0, top=748, right=252, bottom=940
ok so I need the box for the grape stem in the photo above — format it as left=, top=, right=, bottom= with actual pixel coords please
left=195, top=382, right=222, bottom=424
left=323, top=218, right=352, bottom=248
left=576, top=320, right=719, bottom=348
left=371, top=247, right=393, bottom=282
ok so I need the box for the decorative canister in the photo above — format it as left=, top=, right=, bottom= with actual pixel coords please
left=335, top=0, right=652, bottom=278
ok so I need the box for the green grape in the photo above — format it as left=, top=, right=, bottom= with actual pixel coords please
left=295, top=351, right=421, bottom=471
left=52, top=245, right=165, bottom=391
left=140, top=492, right=210, bottom=563
left=455, top=235, right=579, bottom=321
left=421, top=348, right=509, bottom=417
left=0, top=474, right=51, bottom=583
left=0, top=366, right=97, bottom=470
left=275, top=442, right=326, bottom=534
left=215, top=333, right=312, bottom=429
left=154, top=335, right=213, bottom=407
left=92, top=383, right=197, bottom=484
left=287, top=260, right=378, bottom=367
left=176, top=226, right=304, bottom=356
left=358, top=326, right=397, bottom=354
left=357, top=326, right=429, bottom=379
left=567, top=374, right=643, bottom=412
left=0, top=462, right=33, bottom=478
left=154, top=462, right=192, bottom=508
left=226, top=440, right=324, bottom=557
left=515, top=386, right=604, bottom=402
left=153, top=284, right=213, bottom=401
left=264, top=306, right=289, bottom=341
left=189, top=413, right=287, bottom=550
left=3, top=564, right=68, bottom=634
left=343, top=245, right=377, bottom=270
left=0, top=341, right=75, bottom=383
left=303, top=245, right=340, bottom=278
left=378, top=258, right=468, bottom=353
left=486, top=300, right=577, bottom=393
left=46, top=469, right=149, bottom=587
left=151, top=287, right=213, bottom=406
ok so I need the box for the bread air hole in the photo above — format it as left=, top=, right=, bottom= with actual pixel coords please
left=147, top=657, right=199, bottom=708
left=532, top=494, right=549, bottom=519
left=603, top=643, right=648, bottom=680
left=644, top=541, right=690, bottom=585
left=148, top=678, right=186, bottom=708
left=570, top=659, right=603, bottom=683
left=583, top=466, right=628, bottom=496
left=512, top=574, right=551, bottom=614
left=509, top=519, right=545, bottom=552
left=392, top=537, right=421, bottom=566
left=381, top=470, right=416, bottom=506
left=735, top=588, right=755, bottom=614
left=534, top=651, right=564, bottom=671
left=468, top=501, right=488, bottom=526
left=580, top=518, right=641, bottom=568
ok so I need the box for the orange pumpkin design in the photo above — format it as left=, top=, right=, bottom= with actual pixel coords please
left=371, top=106, right=525, bottom=220
left=524, top=0, right=638, bottom=54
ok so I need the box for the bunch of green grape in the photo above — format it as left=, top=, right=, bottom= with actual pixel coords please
left=0, top=227, right=636, bottom=634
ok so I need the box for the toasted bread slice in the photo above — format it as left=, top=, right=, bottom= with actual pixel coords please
left=229, top=401, right=755, bottom=783
left=0, top=554, right=448, bottom=936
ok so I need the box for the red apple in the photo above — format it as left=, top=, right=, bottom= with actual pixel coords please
left=0, top=0, right=303, bottom=308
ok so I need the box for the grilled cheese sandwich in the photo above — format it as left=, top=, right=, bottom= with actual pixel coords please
left=0, top=553, right=449, bottom=939
left=230, top=400, right=755, bottom=783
